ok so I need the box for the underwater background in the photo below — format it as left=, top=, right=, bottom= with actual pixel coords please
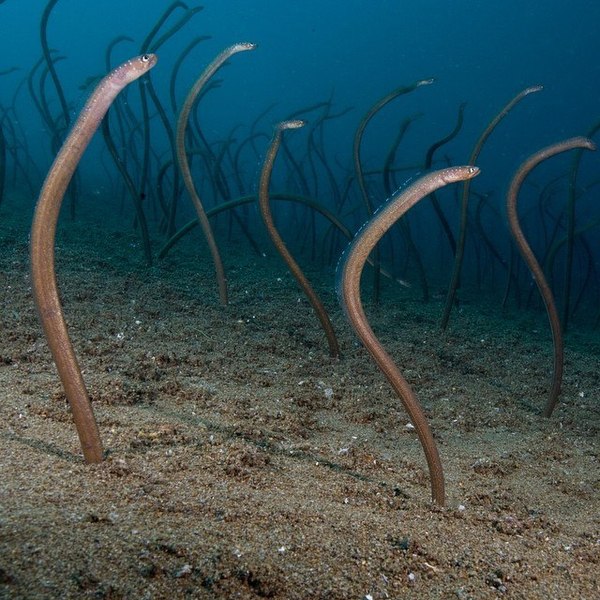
left=0, top=2, right=599, bottom=598
left=1, top=0, right=599, bottom=325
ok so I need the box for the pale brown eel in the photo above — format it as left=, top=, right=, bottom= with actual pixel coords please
left=30, top=54, right=158, bottom=463
left=176, top=42, right=256, bottom=305
left=337, top=166, right=480, bottom=506
left=258, top=120, right=340, bottom=358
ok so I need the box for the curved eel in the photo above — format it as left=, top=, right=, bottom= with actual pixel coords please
left=441, top=85, right=543, bottom=330
left=259, top=120, right=340, bottom=358
left=176, top=42, right=256, bottom=306
left=337, top=166, right=480, bottom=506
left=30, top=54, right=158, bottom=463
left=506, top=136, right=595, bottom=417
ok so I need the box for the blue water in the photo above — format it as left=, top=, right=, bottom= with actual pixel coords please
left=1, top=0, right=599, bottom=327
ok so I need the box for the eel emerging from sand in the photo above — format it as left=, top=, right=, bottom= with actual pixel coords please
left=30, top=53, right=158, bottom=463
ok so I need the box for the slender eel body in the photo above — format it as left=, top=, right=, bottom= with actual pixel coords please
left=337, top=166, right=480, bottom=506
left=562, top=122, right=600, bottom=332
left=30, top=54, right=158, bottom=463
left=352, top=79, right=434, bottom=216
left=506, top=136, right=595, bottom=418
left=441, top=85, right=543, bottom=330
left=352, top=79, right=434, bottom=302
left=259, top=121, right=340, bottom=358
left=176, top=42, right=256, bottom=305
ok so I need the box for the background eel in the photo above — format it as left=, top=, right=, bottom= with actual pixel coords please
left=506, top=136, right=596, bottom=418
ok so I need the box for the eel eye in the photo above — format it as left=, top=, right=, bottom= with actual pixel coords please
left=141, top=54, right=151, bottom=63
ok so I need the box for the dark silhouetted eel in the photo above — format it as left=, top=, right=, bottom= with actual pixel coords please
left=506, top=136, right=595, bottom=417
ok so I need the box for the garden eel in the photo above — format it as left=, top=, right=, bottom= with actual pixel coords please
left=562, top=122, right=600, bottom=332
left=352, top=79, right=434, bottom=303
left=441, top=85, right=543, bottom=330
left=259, top=120, right=340, bottom=358
left=176, top=42, right=256, bottom=306
left=506, top=136, right=595, bottom=418
left=337, top=166, right=480, bottom=506
left=30, top=54, right=158, bottom=463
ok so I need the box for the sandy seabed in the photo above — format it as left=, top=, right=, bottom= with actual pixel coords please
left=0, top=197, right=598, bottom=599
